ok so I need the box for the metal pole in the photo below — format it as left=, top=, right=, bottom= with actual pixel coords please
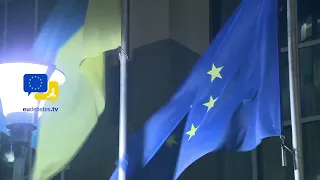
left=28, top=0, right=39, bottom=176
left=286, top=0, right=305, bottom=179
left=12, top=148, right=27, bottom=180
left=0, top=0, right=8, bottom=155
left=118, top=0, right=129, bottom=178
left=61, top=169, right=65, bottom=180
left=60, top=165, right=70, bottom=180
left=10, top=124, right=34, bottom=180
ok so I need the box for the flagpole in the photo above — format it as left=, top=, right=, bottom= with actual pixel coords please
left=286, top=0, right=305, bottom=179
left=118, top=0, right=130, bottom=178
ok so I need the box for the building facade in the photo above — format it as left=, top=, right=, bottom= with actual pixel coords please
left=0, top=0, right=319, bottom=179
left=126, top=0, right=320, bottom=179
left=258, top=0, right=320, bottom=179
left=210, top=0, right=320, bottom=179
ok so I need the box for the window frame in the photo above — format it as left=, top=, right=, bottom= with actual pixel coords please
left=209, top=0, right=320, bottom=179
left=253, top=16, right=320, bottom=180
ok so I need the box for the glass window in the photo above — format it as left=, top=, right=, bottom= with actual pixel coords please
left=180, top=152, right=252, bottom=180
left=217, top=152, right=253, bottom=180
left=303, top=121, right=320, bottom=180
left=300, top=45, right=320, bottom=117
left=180, top=153, right=221, bottom=179
left=278, top=0, right=320, bottom=47
left=313, top=45, right=320, bottom=86
left=258, top=121, right=320, bottom=180
left=258, top=127, right=293, bottom=180
left=279, top=52, right=290, bottom=121
left=300, top=15, right=313, bottom=42
left=280, top=44, right=320, bottom=121
left=278, top=0, right=288, bottom=48
left=317, top=12, right=320, bottom=39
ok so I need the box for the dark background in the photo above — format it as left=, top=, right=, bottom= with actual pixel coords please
left=0, top=0, right=320, bottom=179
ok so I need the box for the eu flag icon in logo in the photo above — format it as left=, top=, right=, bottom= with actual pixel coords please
left=23, top=74, right=48, bottom=96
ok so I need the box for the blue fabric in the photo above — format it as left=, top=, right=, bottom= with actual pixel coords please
left=32, top=0, right=88, bottom=64
left=0, top=102, right=8, bottom=135
left=111, top=0, right=281, bottom=179
left=116, top=120, right=185, bottom=180
left=30, top=0, right=88, bottom=148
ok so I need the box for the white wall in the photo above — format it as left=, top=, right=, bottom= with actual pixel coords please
left=129, top=0, right=210, bottom=54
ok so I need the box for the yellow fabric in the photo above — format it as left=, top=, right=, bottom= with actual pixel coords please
left=32, top=0, right=121, bottom=179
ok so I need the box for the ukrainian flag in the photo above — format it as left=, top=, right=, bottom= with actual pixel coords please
left=31, top=0, right=121, bottom=179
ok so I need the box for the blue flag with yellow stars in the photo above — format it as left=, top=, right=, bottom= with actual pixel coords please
left=131, top=120, right=185, bottom=180
left=111, top=0, right=281, bottom=178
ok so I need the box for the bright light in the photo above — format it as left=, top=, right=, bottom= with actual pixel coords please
left=0, top=63, right=65, bottom=119
left=4, top=151, right=14, bottom=163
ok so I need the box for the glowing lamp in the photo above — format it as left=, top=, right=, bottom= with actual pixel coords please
left=0, top=61, right=65, bottom=180
left=0, top=62, right=65, bottom=126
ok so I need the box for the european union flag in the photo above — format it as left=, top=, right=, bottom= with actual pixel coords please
left=111, top=0, right=281, bottom=179
left=131, top=120, right=185, bottom=180
left=23, top=74, right=48, bottom=95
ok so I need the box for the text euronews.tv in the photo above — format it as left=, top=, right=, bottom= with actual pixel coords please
left=23, top=107, right=58, bottom=112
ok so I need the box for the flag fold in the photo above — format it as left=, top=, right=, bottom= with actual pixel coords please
left=111, top=0, right=280, bottom=179
left=31, top=0, right=121, bottom=179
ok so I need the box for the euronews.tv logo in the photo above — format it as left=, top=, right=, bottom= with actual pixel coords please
left=23, top=74, right=59, bottom=103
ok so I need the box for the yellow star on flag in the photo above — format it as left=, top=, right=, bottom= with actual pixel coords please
left=207, top=63, right=223, bottom=82
left=186, top=124, right=199, bottom=141
left=203, top=96, right=218, bottom=112
left=165, top=135, right=178, bottom=148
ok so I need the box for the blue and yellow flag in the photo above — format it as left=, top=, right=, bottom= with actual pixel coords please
left=133, top=121, right=185, bottom=180
left=112, top=120, right=186, bottom=180
left=111, top=0, right=280, bottom=179
left=31, top=0, right=121, bottom=179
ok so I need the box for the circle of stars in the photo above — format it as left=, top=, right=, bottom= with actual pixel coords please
left=28, top=76, right=43, bottom=91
